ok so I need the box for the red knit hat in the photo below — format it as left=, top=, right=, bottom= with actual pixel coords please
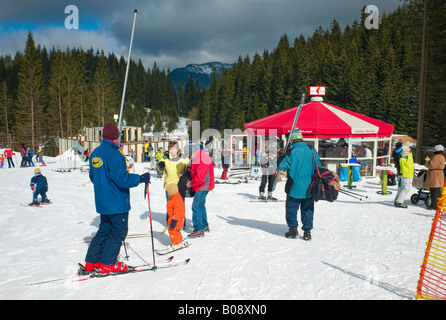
left=102, top=123, right=120, bottom=140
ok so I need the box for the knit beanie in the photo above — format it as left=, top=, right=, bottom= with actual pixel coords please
left=291, top=128, right=303, bottom=140
left=103, top=123, right=120, bottom=140
left=34, top=168, right=41, bottom=174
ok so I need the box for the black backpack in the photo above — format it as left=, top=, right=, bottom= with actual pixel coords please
left=308, top=148, right=340, bottom=202
left=309, top=168, right=340, bottom=202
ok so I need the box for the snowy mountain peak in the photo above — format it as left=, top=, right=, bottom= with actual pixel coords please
left=170, top=61, right=232, bottom=90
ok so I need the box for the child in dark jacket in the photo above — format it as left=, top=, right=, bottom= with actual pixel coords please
left=30, top=168, right=49, bottom=206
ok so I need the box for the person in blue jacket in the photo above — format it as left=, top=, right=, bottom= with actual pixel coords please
left=278, top=128, right=321, bottom=241
left=29, top=168, right=49, bottom=206
left=84, top=123, right=151, bottom=274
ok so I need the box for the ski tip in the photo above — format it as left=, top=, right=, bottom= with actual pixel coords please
left=185, top=258, right=191, bottom=263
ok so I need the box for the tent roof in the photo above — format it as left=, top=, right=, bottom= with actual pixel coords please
left=244, top=100, right=394, bottom=138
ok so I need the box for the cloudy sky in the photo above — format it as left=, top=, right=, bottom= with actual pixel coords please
left=0, top=0, right=402, bottom=71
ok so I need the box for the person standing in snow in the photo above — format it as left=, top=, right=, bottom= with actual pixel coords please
left=220, top=150, right=230, bottom=180
left=277, top=128, right=321, bottom=241
left=29, top=168, right=49, bottom=206
left=425, top=144, right=446, bottom=210
left=186, top=144, right=215, bottom=238
left=83, top=123, right=151, bottom=274
left=258, top=152, right=277, bottom=201
left=20, top=144, right=27, bottom=167
left=4, top=146, right=15, bottom=168
left=27, top=148, right=35, bottom=166
left=394, top=142, right=414, bottom=208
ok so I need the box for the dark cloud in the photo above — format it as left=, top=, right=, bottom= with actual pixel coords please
left=1, top=0, right=401, bottom=70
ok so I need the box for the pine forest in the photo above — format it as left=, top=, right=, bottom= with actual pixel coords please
left=0, top=0, right=445, bottom=157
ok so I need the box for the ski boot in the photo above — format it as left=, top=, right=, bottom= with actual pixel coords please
left=303, top=230, right=312, bottom=241
left=188, top=229, right=205, bottom=238
left=285, top=227, right=298, bottom=239
left=267, top=192, right=277, bottom=202
left=78, top=262, right=100, bottom=275
left=394, top=202, right=408, bottom=208
left=258, top=192, right=267, bottom=201
left=170, top=239, right=190, bottom=251
left=98, top=261, right=134, bottom=274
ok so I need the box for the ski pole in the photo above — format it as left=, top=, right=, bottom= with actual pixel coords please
left=145, top=183, right=156, bottom=270
left=339, top=189, right=363, bottom=201
left=341, top=188, right=368, bottom=198
left=344, top=190, right=368, bottom=198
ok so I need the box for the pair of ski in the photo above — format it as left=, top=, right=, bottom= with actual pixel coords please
left=155, top=241, right=190, bottom=255
left=26, top=255, right=190, bottom=286
left=250, top=199, right=285, bottom=202
left=20, top=201, right=52, bottom=207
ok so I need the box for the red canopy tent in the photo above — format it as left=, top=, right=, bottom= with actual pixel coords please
left=244, top=99, right=394, bottom=138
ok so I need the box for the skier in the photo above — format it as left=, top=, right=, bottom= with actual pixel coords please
left=83, top=122, right=151, bottom=274
left=20, top=144, right=27, bottom=167
left=394, top=143, right=414, bottom=208
left=220, top=150, right=230, bottom=180
left=186, top=144, right=215, bottom=238
left=0, top=153, right=4, bottom=168
left=277, top=128, right=321, bottom=241
left=27, top=148, right=35, bottom=166
left=158, top=141, right=189, bottom=226
left=258, top=152, right=277, bottom=201
left=166, top=183, right=188, bottom=250
left=29, top=168, right=49, bottom=206
left=4, top=146, right=15, bottom=168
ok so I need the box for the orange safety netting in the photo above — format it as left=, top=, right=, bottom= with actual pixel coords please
left=417, top=185, right=446, bottom=300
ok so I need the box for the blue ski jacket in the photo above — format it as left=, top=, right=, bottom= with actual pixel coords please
left=89, top=139, right=140, bottom=215
left=30, top=173, right=48, bottom=192
left=278, top=141, right=321, bottom=199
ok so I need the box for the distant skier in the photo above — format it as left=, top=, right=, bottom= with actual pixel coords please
left=83, top=122, right=151, bottom=274
left=29, top=168, right=49, bottom=206
left=20, top=144, right=27, bottom=167
left=258, top=152, right=277, bottom=201
left=220, top=150, right=230, bottom=180
left=27, top=148, right=35, bottom=166
left=4, top=146, right=15, bottom=168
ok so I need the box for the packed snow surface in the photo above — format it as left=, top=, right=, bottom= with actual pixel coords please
left=0, top=152, right=433, bottom=300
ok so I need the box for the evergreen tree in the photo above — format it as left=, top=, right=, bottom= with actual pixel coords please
left=15, top=31, right=45, bottom=151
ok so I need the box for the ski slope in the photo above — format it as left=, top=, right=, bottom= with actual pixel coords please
left=0, top=151, right=433, bottom=300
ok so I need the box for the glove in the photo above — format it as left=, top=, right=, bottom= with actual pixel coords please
left=158, top=161, right=165, bottom=171
left=170, top=219, right=178, bottom=229
left=139, top=172, right=151, bottom=184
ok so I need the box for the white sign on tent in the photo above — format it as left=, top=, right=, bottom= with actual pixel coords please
left=309, top=86, right=326, bottom=96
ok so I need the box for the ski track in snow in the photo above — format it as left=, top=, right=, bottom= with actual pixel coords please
left=0, top=151, right=433, bottom=300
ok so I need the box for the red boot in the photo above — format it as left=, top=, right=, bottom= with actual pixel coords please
left=99, top=261, right=131, bottom=273
left=85, top=262, right=100, bottom=272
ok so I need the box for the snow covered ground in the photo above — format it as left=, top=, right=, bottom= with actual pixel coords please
left=0, top=151, right=434, bottom=300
